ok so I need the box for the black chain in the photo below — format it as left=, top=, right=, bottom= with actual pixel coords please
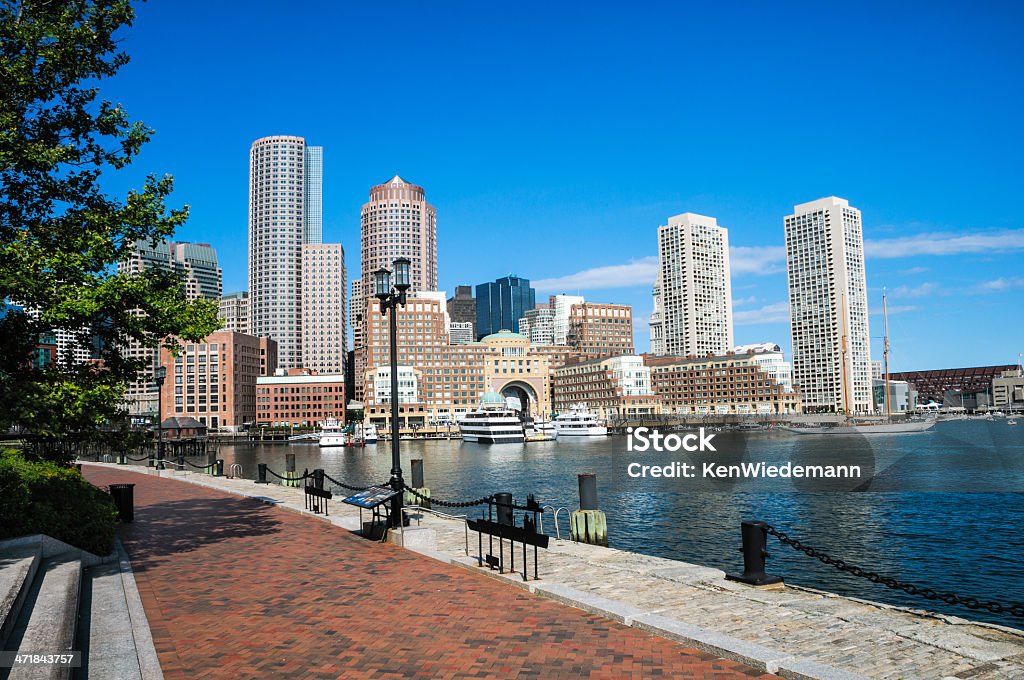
left=264, top=467, right=310, bottom=481
left=401, top=483, right=493, bottom=508
left=125, top=454, right=150, bottom=461
left=766, top=526, right=1024, bottom=619
left=322, top=473, right=379, bottom=492
left=183, top=459, right=210, bottom=469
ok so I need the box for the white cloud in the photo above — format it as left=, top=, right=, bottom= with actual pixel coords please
left=533, top=256, right=658, bottom=293
left=899, top=266, right=930, bottom=275
left=864, top=230, right=1024, bottom=259
left=974, top=276, right=1024, bottom=292
left=889, top=282, right=940, bottom=298
left=734, top=301, right=790, bottom=326
left=730, top=245, right=786, bottom=275
left=732, top=295, right=758, bottom=307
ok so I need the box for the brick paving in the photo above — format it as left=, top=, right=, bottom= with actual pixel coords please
left=84, top=466, right=777, bottom=680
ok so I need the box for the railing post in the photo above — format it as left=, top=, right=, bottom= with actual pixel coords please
left=725, top=520, right=784, bottom=587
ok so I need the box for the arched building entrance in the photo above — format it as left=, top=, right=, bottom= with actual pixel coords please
left=499, top=381, right=538, bottom=418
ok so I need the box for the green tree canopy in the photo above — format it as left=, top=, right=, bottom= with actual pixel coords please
left=0, top=0, right=221, bottom=462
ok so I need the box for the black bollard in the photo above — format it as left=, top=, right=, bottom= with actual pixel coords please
left=313, top=468, right=325, bottom=490
left=495, top=492, right=514, bottom=526
left=725, top=520, right=784, bottom=587
left=206, top=449, right=216, bottom=475
left=285, top=453, right=297, bottom=487
left=578, top=473, right=599, bottom=511
left=177, top=451, right=185, bottom=471
left=411, top=459, right=424, bottom=488
left=257, top=463, right=268, bottom=484
left=215, top=459, right=224, bottom=477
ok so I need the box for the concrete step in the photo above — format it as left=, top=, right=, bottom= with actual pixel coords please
left=75, top=560, right=142, bottom=680
left=0, top=544, right=42, bottom=652
left=3, top=552, right=82, bottom=680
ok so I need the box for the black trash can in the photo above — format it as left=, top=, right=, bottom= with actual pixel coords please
left=108, top=483, right=135, bottom=523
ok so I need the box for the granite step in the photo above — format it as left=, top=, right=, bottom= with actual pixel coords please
left=0, top=545, right=42, bottom=652
left=3, top=552, right=82, bottom=680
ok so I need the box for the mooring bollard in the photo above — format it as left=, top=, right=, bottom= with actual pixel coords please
left=205, top=450, right=216, bottom=475
left=285, top=453, right=298, bottom=487
left=313, top=468, right=325, bottom=490
left=256, top=463, right=269, bottom=484
left=215, top=459, right=224, bottom=477
left=725, top=520, right=784, bottom=587
left=118, top=451, right=126, bottom=465
left=570, top=473, right=608, bottom=546
left=148, top=448, right=156, bottom=468
left=177, top=451, right=185, bottom=472
left=403, top=458, right=431, bottom=508
left=495, top=492, right=514, bottom=526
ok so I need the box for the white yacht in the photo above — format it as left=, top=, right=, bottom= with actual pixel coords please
left=553, top=404, right=608, bottom=436
left=318, top=418, right=347, bottom=447
left=362, top=422, right=379, bottom=444
left=459, top=392, right=525, bottom=444
left=533, top=420, right=557, bottom=436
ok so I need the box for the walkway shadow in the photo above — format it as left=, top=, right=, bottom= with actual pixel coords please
left=118, top=495, right=283, bottom=571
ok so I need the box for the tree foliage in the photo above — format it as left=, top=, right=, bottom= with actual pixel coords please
left=0, top=0, right=221, bottom=462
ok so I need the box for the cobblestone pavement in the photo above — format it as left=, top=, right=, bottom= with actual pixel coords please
left=83, top=465, right=779, bottom=680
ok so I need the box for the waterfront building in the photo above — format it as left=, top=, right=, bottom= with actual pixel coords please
left=158, top=330, right=267, bottom=432
left=120, top=239, right=222, bottom=416
left=873, top=379, right=916, bottom=413
left=732, top=343, right=794, bottom=392
left=447, top=286, right=476, bottom=338
left=258, top=336, right=277, bottom=377
left=360, top=296, right=556, bottom=429
left=352, top=175, right=437, bottom=400
left=888, top=365, right=1016, bottom=405
left=551, top=294, right=585, bottom=345
left=255, top=369, right=345, bottom=427
left=784, top=197, right=872, bottom=413
left=519, top=305, right=556, bottom=345
left=567, top=302, right=634, bottom=361
left=655, top=212, right=733, bottom=357
left=248, top=135, right=324, bottom=370
left=992, top=368, right=1024, bottom=410
left=370, top=366, right=418, bottom=405
left=449, top=321, right=474, bottom=345
left=552, top=355, right=660, bottom=420
left=649, top=278, right=665, bottom=355
left=645, top=352, right=801, bottom=415
left=300, top=243, right=346, bottom=375
left=219, top=292, right=249, bottom=335
left=475, top=276, right=535, bottom=338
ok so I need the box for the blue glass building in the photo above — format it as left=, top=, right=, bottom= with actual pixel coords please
left=475, top=276, right=536, bottom=339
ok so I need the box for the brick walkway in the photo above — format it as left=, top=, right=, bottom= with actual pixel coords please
left=83, top=466, right=778, bottom=680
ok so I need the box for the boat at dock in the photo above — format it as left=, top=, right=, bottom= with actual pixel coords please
left=781, top=420, right=935, bottom=435
left=553, top=404, right=608, bottom=436
left=458, top=392, right=525, bottom=444
left=318, top=419, right=347, bottom=447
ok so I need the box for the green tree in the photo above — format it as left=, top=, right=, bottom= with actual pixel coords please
left=0, top=0, right=221, bottom=463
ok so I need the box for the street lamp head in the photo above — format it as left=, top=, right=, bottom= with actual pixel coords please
left=374, top=268, right=392, bottom=299
left=393, top=258, right=411, bottom=293
left=154, top=365, right=167, bottom=385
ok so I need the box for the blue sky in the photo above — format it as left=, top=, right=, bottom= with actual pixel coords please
left=101, top=1, right=1024, bottom=371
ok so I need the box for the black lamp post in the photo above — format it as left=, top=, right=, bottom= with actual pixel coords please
left=154, top=364, right=167, bottom=469
left=375, top=257, right=411, bottom=528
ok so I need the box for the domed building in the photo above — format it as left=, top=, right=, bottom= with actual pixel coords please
left=479, top=330, right=554, bottom=420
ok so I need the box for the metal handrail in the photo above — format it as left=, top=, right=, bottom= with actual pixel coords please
left=542, top=505, right=571, bottom=540
left=229, top=463, right=242, bottom=478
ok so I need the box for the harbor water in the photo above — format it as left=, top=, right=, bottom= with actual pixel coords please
left=197, top=419, right=1023, bottom=629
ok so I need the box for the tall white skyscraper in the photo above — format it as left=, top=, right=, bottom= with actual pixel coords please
left=551, top=294, right=584, bottom=345
left=784, top=197, right=872, bottom=413
left=248, top=135, right=323, bottom=370
left=301, top=243, right=346, bottom=375
left=655, top=212, right=733, bottom=357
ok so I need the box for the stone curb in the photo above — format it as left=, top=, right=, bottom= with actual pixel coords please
left=116, top=539, right=164, bottom=680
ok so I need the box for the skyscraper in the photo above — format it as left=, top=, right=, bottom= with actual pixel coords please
left=301, top=243, right=346, bottom=375
left=784, top=197, right=872, bottom=413
left=119, top=239, right=222, bottom=415
left=655, top=212, right=733, bottom=357
left=447, top=286, right=476, bottom=338
left=219, top=291, right=249, bottom=335
left=475, top=276, right=536, bottom=339
left=248, top=135, right=323, bottom=370
left=352, top=175, right=437, bottom=401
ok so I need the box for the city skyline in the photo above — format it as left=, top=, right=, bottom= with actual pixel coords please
left=97, top=1, right=1024, bottom=371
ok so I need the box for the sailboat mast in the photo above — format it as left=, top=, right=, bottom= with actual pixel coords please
left=841, top=292, right=850, bottom=415
left=883, top=292, right=891, bottom=419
